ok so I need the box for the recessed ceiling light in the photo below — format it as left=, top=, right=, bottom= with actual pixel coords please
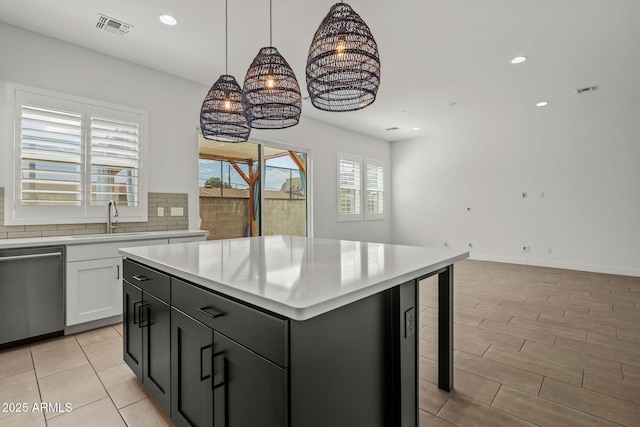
left=511, top=56, right=527, bottom=64
left=536, top=101, right=549, bottom=107
left=412, top=127, right=420, bottom=131
left=159, top=15, right=178, bottom=26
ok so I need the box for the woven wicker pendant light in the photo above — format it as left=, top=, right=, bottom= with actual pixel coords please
left=242, top=0, right=301, bottom=129
left=306, top=2, right=381, bottom=112
left=200, top=0, right=250, bottom=142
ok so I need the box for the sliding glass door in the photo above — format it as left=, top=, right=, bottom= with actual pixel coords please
left=198, top=136, right=309, bottom=239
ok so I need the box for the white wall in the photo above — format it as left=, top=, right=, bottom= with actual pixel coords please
left=391, top=98, right=640, bottom=276
left=0, top=23, right=391, bottom=243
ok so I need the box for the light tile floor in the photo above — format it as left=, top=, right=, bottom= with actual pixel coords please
left=0, top=259, right=638, bottom=426
left=0, top=325, right=173, bottom=427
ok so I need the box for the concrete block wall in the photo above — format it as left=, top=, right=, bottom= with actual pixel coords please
left=199, top=197, right=307, bottom=240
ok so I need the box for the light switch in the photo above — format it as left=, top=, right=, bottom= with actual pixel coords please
left=157, top=207, right=164, bottom=217
left=171, top=207, right=184, bottom=216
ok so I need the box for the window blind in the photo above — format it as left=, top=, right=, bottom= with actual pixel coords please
left=339, top=157, right=361, bottom=215
left=20, top=105, right=83, bottom=206
left=366, top=163, right=384, bottom=215
left=90, top=117, right=140, bottom=207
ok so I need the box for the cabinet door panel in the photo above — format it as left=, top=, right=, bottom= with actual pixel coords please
left=214, top=332, right=287, bottom=427
left=143, top=292, right=171, bottom=414
left=66, top=257, right=122, bottom=326
left=171, top=309, right=214, bottom=427
left=123, top=280, right=143, bottom=379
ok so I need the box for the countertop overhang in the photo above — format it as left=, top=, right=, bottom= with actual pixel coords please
left=120, top=235, right=468, bottom=320
left=0, top=230, right=208, bottom=250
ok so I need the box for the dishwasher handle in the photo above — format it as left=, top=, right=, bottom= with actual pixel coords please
left=0, top=252, right=62, bottom=262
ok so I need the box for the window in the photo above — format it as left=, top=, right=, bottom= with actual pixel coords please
left=365, top=158, right=384, bottom=220
left=336, top=153, right=385, bottom=222
left=4, top=83, right=147, bottom=225
left=337, top=153, right=362, bottom=221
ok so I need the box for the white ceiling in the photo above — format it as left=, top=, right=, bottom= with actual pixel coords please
left=1, top=0, right=638, bottom=142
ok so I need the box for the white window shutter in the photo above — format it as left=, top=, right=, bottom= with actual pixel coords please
left=90, top=116, right=140, bottom=207
left=19, top=105, right=83, bottom=206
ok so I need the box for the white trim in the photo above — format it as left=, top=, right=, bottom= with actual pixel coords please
left=3, top=82, right=148, bottom=225
left=470, top=252, right=640, bottom=277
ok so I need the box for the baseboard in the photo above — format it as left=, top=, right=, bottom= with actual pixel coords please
left=469, top=253, right=640, bottom=278
left=64, top=315, right=123, bottom=335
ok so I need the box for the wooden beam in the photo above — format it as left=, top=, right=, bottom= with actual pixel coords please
left=200, top=151, right=291, bottom=163
left=229, top=161, right=250, bottom=184
left=199, top=153, right=253, bottom=164
left=288, top=151, right=306, bottom=175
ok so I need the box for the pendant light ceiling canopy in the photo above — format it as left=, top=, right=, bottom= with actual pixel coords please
left=200, top=0, right=250, bottom=142
left=306, top=2, right=381, bottom=112
left=242, top=0, right=302, bottom=129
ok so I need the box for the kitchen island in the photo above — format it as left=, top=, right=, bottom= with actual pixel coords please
left=120, top=236, right=468, bottom=427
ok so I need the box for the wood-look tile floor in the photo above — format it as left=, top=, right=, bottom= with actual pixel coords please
left=0, top=259, right=638, bottom=426
left=419, top=259, right=640, bottom=427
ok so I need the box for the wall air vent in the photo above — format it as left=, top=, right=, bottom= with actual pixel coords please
left=575, top=85, right=599, bottom=95
left=94, top=14, right=132, bottom=36
left=386, top=127, right=400, bottom=131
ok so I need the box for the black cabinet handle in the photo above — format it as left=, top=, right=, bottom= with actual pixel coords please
left=116, top=265, right=120, bottom=279
left=133, top=300, right=142, bottom=325
left=138, top=303, right=149, bottom=328
left=212, top=352, right=226, bottom=389
left=132, top=275, right=150, bottom=282
left=197, top=306, right=224, bottom=319
left=200, top=345, right=212, bottom=381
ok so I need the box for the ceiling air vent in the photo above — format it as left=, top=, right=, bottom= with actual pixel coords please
left=386, top=127, right=400, bottom=131
left=94, top=14, right=132, bottom=36
left=575, top=85, right=599, bottom=95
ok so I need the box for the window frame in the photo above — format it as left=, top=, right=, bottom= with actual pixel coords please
left=3, top=82, right=148, bottom=226
left=337, top=152, right=363, bottom=222
left=364, top=157, right=385, bottom=221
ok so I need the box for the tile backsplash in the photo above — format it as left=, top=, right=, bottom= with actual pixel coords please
left=0, top=188, right=188, bottom=239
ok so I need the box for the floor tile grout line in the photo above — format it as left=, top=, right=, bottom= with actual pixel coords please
left=29, top=346, right=47, bottom=427
left=536, top=381, right=631, bottom=427
left=70, top=333, right=131, bottom=426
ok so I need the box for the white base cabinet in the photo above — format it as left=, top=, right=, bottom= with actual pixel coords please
left=65, top=238, right=168, bottom=327
left=66, top=257, right=122, bottom=326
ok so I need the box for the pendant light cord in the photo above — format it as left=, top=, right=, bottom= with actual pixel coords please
left=225, top=0, right=228, bottom=74
left=269, top=0, right=272, bottom=46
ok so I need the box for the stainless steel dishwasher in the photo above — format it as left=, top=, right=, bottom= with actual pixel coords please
left=0, top=246, right=64, bottom=347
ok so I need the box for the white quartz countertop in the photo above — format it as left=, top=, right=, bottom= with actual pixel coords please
left=0, top=230, right=208, bottom=250
left=120, top=235, right=468, bottom=320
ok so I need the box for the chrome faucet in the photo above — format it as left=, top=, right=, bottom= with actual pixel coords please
left=107, top=200, right=119, bottom=234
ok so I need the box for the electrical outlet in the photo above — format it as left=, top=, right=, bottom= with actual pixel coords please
left=547, top=247, right=552, bottom=254
left=523, top=246, right=531, bottom=253
left=170, top=207, right=184, bottom=216
left=522, top=192, right=528, bottom=198
left=157, top=207, right=164, bottom=217
left=468, top=243, right=473, bottom=248
left=405, top=308, right=415, bottom=338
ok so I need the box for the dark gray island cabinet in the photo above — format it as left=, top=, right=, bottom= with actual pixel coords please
left=120, top=236, right=468, bottom=427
